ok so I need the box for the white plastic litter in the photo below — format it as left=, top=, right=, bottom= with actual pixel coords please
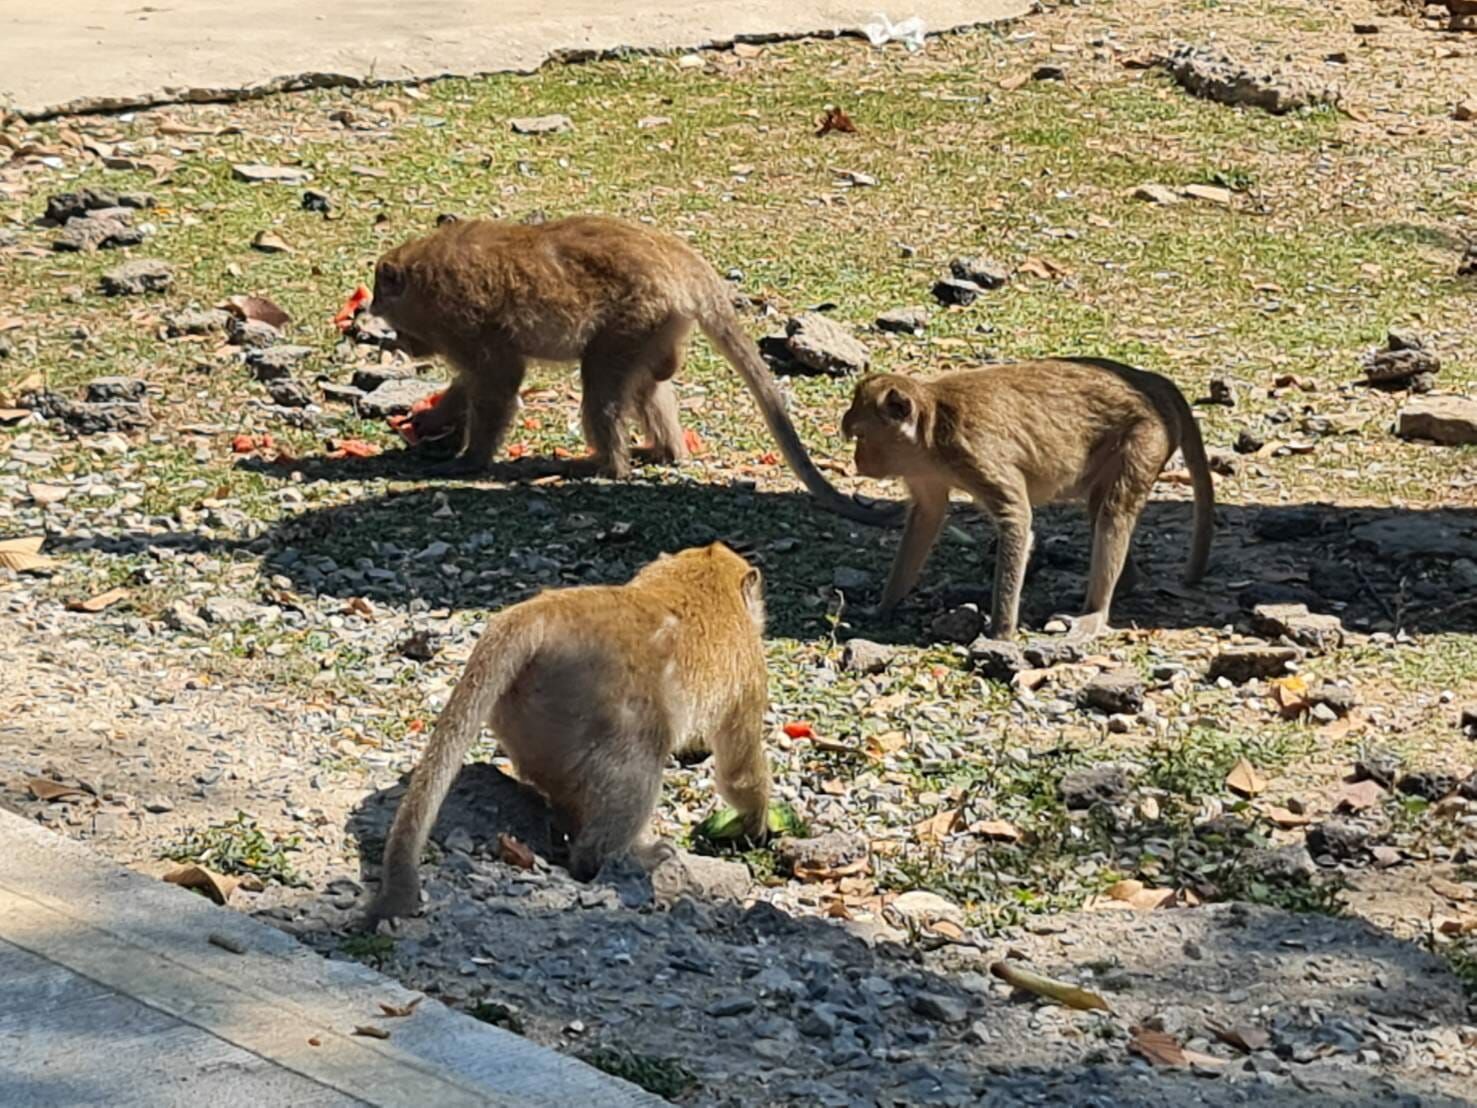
left=861, top=12, right=927, bottom=51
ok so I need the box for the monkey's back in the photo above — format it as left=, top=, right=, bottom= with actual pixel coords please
left=931, top=358, right=1186, bottom=501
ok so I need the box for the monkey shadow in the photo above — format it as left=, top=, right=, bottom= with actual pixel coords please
left=255, top=480, right=1477, bottom=637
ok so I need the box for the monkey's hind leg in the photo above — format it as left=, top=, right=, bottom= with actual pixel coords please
left=567, top=754, right=664, bottom=881
left=711, top=703, right=772, bottom=841
left=1067, top=441, right=1161, bottom=642
left=632, top=379, right=690, bottom=466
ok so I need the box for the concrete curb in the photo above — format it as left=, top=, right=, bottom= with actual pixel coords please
left=0, top=809, right=661, bottom=1107
left=0, top=0, right=1030, bottom=120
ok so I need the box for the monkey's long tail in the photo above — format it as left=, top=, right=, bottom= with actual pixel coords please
left=368, top=613, right=544, bottom=922
left=1177, top=400, right=1215, bottom=583
left=699, top=305, right=904, bottom=528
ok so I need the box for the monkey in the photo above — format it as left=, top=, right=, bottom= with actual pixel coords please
left=370, top=215, right=898, bottom=526
left=839, top=357, right=1214, bottom=641
left=366, top=543, right=773, bottom=922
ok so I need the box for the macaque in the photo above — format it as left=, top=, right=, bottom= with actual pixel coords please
left=367, top=543, right=772, bottom=922
left=840, top=357, right=1214, bottom=640
left=371, top=215, right=897, bottom=526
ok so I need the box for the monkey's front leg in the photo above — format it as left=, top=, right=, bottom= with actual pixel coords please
left=430, top=362, right=523, bottom=477
left=873, top=485, right=948, bottom=620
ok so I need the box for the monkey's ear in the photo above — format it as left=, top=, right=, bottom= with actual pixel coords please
left=881, top=388, right=913, bottom=424
left=375, top=261, right=405, bottom=297
left=740, top=567, right=763, bottom=609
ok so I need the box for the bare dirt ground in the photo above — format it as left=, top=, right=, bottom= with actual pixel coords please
left=3, top=0, right=1476, bottom=1102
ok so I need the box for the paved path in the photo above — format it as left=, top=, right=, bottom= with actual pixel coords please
left=0, top=0, right=1027, bottom=119
left=0, top=809, right=659, bottom=1107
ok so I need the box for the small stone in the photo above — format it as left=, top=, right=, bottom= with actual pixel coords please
left=783, top=313, right=869, bottom=377
left=1354, top=748, right=1402, bottom=789
left=930, top=605, right=983, bottom=644
left=649, top=851, right=750, bottom=904
left=163, top=600, right=209, bottom=635
left=1181, top=183, right=1233, bottom=206
left=1371, top=845, right=1402, bottom=868
left=1133, top=183, right=1182, bottom=205
left=301, top=190, right=333, bottom=214
left=1462, top=706, right=1477, bottom=739
left=232, top=163, right=312, bottom=184
left=888, top=889, right=964, bottom=927
left=1077, top=668, right=1145, bottom=715
left=910, top=992, right=969, bottom=1024
left=1031, top=64, right=1066, bottom=81
left=265, top=378, right=314, bottom=408
left=931, top=278, right=984, bottom=306
left=100, top=259, right=173, bottom=296
left=443, top=826, right=475, bottom=853
left=1306, top=820, right=1371, bottom=863
left=799, top=1007, right=840, bottom=1038
left=948, top=256, right=1009, bottom=289
left=1164, top=44, right=1333, bottom=115
left=85, top=376, right=147, bottom=403
left=1363, top=332, right=1439, bottom=384
left=875, top=307, right=931, bottom=334
left=248, top=346, right=315, bottom=380
left=840, top=639, right=895, bottom=675
left=1396, top=395, right=1477, bottom=446
left=1396, top=771, right=1460, bottom=802
left=1245, top=844, right=1317, bottom=881
left=1456, top=100, right=1477, bottom=123
left=228, top=318, right=282, bottom=349
left=1205, top=377, right=1236, bottom=407
left=1251, top=602, right=1345, bottom=652
left=350, top=365, right=414, bottom=392
left=831, top=565, right=872, bottom=591
left=1021, top=638, right=1083, bottom=668
left=774, top=831, right=867, bottom=875
left=1352, top=22, right=1379, bottom=33
left=1059, top=763, right=1134, bottom=809
left=1234, top=428, right=1267, bottom=454
left=320, top=382, right=366, bottom=404
left=200, top=597, right=272, bottom=625
left=357, top=377, right=446, bottom=418
left=164, top=308, right=231, bottom=337
left=1206, top=646, right=1298, bottom=683
left=54, top=213, right=143, bottom=252
left=142, top=796, right=175, bottom=814
left=510, top=114, right=573, bottom=135
left=705, top=995, right=757, bottom=1018
left=968, top=639, right=1027, bottom=681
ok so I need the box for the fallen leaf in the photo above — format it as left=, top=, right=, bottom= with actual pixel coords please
left=378, top=996, right=425, bottom=1018
left=28, top=777, right=85, bottom=801
left=914, top=808, right=963, bottom=844
left=864, top=730, right=907, bottom=759
left=1431, top=877, right=1474, bottom=903
left=793, top=857, right=869, bottom=882
left=1225, top=758, right=1265, bottom=798
left=0, top=535, right=55, bottom=573
left=1336, top=779, right=1387, bottom=813
left=989, top=962, right=1111, bottom=1012
left=1265, top=806, right=1311, bottom=828
left=1130, top=1026, right=1188, bottom=1067
left=352, top=1025, right=390, bottom=1040
left=327, top=438, right=380, bottom=460
left=1269, top=675, right=1310, bottom=718
left=816, top=105, right=857, bottom=136
left=1106, top=879, right=1176, bottom=910
left=163, top=864, right=241, bottom=906
left=251, top=230, right=293, bottom=254
left=220, top=294, right=291, bottom=329
left=497, top=832, right=537, bottom=870
left=0, top=408, right=28, bottom=423
left=1208, top=1021, right=1271, bottom=1054
left=927, top=919, right=965, bottom=942
left=1016, top=255, right=1068, bottom=280
left=969, top=819, right=1021, bottom=843
left=782, top=722, right=814, bottom=739
left=67, top=587, right=128, bottom=613
left=999, top=73, right=1029, bottom=91
left=1438, top=917, right=1477, bottom=936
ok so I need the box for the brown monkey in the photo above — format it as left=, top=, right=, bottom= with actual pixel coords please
left=371, top=215, right=898, bottom=526
left=367, top=543, right=772, bottom=922
left=840, top=357, right=1214, bottom=640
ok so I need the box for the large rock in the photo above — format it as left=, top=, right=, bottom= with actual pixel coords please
left=648, top=851, right=750, bottom=904
left=782, top=313, right=869, bottom=377
left=967, top=638, right=1026, bottom=681
left=773, top=831, right=867, bottom=876
left=1162, top=44, right=1334, bottom=114
left=1207, top=645, right=1298, bottom=683
left=53, top=212, right=144, bottom=252
left=840, top=639, right=896, bottom=675
left=1077, top=668, right=1146, bottom=715
left=45, top=187, right=153, bottom=223
left=100, top=259, right=173, bottom=296
left=85, top=376, right=147, bottom=403
left=357, top=377, right=445, bottom=418
left=1059, top=763, right=1134, bottom=809
left=1396, top=395, right=1477, bottom=446
left=948, top=256, right=1009, bottom=289
left=1251, top=603, right=1345, bottom=652
left=164, top=308, right=231, bottom=337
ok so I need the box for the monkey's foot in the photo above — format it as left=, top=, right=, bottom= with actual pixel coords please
left=632, top=444, right=685, bottom=466
left=1061, top=612, right=1112, bottom=643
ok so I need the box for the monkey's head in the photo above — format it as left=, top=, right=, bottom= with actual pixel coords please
left=371, top=243, right=438, bottom=357
left=841, top=374, right=931, bottom=479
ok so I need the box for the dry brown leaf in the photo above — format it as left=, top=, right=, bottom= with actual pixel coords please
left=816, top=105, right=857, bottom=136
left=1106, top=879, right=1176, bottom=910
left=1265, top=806, right=1311, bottom=828
left=1431, top=877, right=1474, bottom=903
left=1130, top=1026, right=1186, bottom=1066
left=1209, top=1021, right=1270, bottom=1054
left=251, top=230, right=293, bottom=254
left=969, top=819, right=1021, bottom=843
left=352, top=1025, right=390, bottom=1039
left=220, top=294, right=291, bottom=329
left=914, top=808, right=963, bottom=844
left=927, top=919, right=965, bottom=942
left=163, top=864, right=240, bottom=906
left=864, top=730, right=907, bottom=759
left=1011, top=667, right=1052, bottom=691
left=999, top=73, right=1029, bottom=91
left=989, top=962, right=1111, bottom=1012
left=67, top=587, right=128, bottom=613
left=793, top=857, right=869, bottom=883
left=1438, top=917, right=1477, bottom=936
left=378, top=996, right=425, bottom=1018
left=0, top=408, right=27, bottom=423
left=0, top=535, right=55, bottom=573
left=1225, top=758, right=1264, bottom=798
left=1016, top=255, right=1068, bottom=280
left=28, top=777, right=85, bottom=801
left=1336, top=779, right=1387, bottom=813
left=497, top=832, right=537, bottom=870
left=1269, top=675, right=1310, bottom=718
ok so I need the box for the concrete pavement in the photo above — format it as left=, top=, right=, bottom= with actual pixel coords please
left=0, top=0, right=1028, bottom=119
left=0, top=808, right=660, bottom=1107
